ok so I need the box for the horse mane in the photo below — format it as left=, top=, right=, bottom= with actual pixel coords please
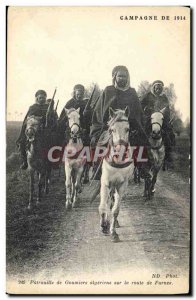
left=65, top=108, right=79, bottom=115
left=107, top=109, right=128, bottom=127
left=26, top=115, right=43, bottom=125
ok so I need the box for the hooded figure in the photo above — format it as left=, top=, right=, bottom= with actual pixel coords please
left=141, top=80, right=170, bottom=123
left=141, top=80, right=175, bottom=164
left=16, top=90, right=51, bottom=170
left=90, top=66, right=144, bottom=145
left=58, top=84, right=90, bottom=145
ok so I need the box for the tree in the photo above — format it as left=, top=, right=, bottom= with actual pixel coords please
left=84, top=82, right=102, bottom=109
left=184, top=118, right=190, bottom=136
left=173, top=118, right=183, bottom=136
left=137, top=81, right=151, bottom=100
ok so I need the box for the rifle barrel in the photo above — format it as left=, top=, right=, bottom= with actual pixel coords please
left=55, top=100, right=59, bottom=111
left=85, top=85, right=96, bottom=111
left=52, top=88, right=57, bottom=100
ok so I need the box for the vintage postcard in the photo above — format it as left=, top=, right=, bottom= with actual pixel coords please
left=6, top=6, right=191, bottom=295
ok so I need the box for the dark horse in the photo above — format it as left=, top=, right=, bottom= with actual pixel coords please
left=25, top=115, right=52, bottom=209
left=142, top=108, right=166, bottom=200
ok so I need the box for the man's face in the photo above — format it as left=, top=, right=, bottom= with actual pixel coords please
left=154, top=84, right=163, bottom=96
left=115, top=70, right=128, bottom=88
left=75, top=89, right=84, bottom=101
left=37, top=93, right=46, bottom=104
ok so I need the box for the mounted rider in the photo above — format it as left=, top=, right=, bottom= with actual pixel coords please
left=16, top=90, right=57, bottom=170
left=90, top=65, right=145, bottom=179
left=140, top=80, right=175, bottom=164
left=59, top=84, right=90, bottom=146
left=90, top=65, right=145, bottom=147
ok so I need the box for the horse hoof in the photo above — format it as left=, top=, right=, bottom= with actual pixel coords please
left=72, top=202, right=77, bottom=208
left=83, top=178, right=89, bottom=184
left=100, top=221, right=110, bottom=234
left=44, top=189, right=49, bottom=195
left=115, top=220, right=120, bottom=228
left=66, top=201, right=72, bottom=210
left=111, top=232, right=120, bottom=243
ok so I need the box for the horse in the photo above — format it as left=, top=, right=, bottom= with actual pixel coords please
left=25, top=115, right=52, bottom=209
left=99, top=107, right=134, bottom=242
left=64, top=108, right=85, bottom=209
left=142, top=108, right=166, bottom=200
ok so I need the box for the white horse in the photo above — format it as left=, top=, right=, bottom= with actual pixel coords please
left=64, top=108, right=85, bottom=209
left=99, top=107, right=134, bottom=242
left=143, top=108, right=166, bottom=200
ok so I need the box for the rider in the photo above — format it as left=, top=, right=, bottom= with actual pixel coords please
left=16, top=90, right=54, bottom=170
left=59, top=84, right=91, bottom=183
left=141, top=80, right=175, bottom=164
left=91, top=65, right=144, bottom=146
left=59, top=84, right=90, bottom=146
left=90, top=65, right=145, bottom=178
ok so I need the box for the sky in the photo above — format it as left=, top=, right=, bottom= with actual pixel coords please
left=7, top=6, right=190, bottom=122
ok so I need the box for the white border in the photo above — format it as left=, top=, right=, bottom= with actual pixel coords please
left=1, top=1, right=194, bottom=299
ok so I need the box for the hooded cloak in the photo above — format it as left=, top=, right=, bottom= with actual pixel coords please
left=90, top=66, right=144, bottom=142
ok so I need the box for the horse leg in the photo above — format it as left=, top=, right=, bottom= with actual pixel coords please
left=110, top=184, right=125, bottom=242
left=99, top=183, right=110, bottom=234
left=109, top=188, right=120, bottom=227
left=44, top=166, right=51, bottom=195
left=133, top=166, right=137, bottom=183
left=83, top=164, right=90, bottom=184
left=151, top=169, right=159, bottom=195
left=28, top=170, right=34, bottom=210
left=37, top=173, right=44, bottom=205
left=72, top=168, right=83, bottom=208
left=65, top=165, right=72, bottom=209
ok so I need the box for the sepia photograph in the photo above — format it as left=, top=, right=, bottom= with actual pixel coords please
left=6, top=6, right=191, bottom=294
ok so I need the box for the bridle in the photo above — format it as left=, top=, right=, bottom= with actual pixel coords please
left=68, top=121, right=82, bottom=143
left=150, top=111, right=164, bottom=140
left=106, top=117, right=132, bottom=168
left=25, top=122, right=43, bottom=143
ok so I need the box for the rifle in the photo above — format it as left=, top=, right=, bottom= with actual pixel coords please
left=55, top=99, right=59, bottom=112
left=169, top=115, right=176, bottom=125
left=46, top=88, right=57, bottom=127
left=83, top=85, right=96, bottom=116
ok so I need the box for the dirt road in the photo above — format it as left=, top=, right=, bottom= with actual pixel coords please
left=6, top=165, right=190, bottom=287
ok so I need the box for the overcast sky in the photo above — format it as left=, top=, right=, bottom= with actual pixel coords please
left=7, top=6, right=190, bottom=122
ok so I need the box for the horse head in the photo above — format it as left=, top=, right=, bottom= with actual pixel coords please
left=151, top=107, right=166, bottom=139
left=64, top=108, right=81, bottom=137
left=108, top=107, right=130, bottom=150
left=25, top=115, right=43, bottom=142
